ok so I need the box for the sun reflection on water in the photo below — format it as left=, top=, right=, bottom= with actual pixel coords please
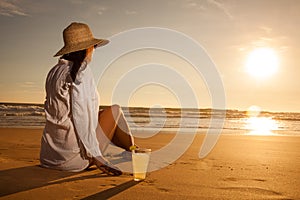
left=245, top=117, right=279, bottom=135
left=245, top=105, right=279, bottom=135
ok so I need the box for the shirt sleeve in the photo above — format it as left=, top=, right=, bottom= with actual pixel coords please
left=71, top=62, right=102, bottom=158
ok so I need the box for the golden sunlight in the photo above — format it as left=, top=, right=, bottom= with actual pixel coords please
left=245, top=47, right=279, bottom=79
left=245, top=117, right=279, bottom=135
left=245, top=105, right=278, bottom=135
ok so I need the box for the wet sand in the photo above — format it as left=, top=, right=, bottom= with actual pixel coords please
left=0, top=128, right=299, bottom=199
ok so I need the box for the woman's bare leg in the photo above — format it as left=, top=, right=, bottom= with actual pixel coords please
left=96, top=104, right=134, bottom=152
left=112, top=107, right=134, bottom=151
left=92, top=105, right=134, bottom=176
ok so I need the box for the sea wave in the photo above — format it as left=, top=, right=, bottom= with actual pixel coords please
left=0, top=103, right=300, bottom=134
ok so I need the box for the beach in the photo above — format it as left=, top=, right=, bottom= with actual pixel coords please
left=0, top=128, right=299, bottom=199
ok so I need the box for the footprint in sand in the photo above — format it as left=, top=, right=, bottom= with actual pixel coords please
left=156, top=187, right=170, bottom=193
left=218, top=186, right=282, bottom=197
left=223, top=177, right=267, bottom=182
left=193, top=159, right=213, bottom=171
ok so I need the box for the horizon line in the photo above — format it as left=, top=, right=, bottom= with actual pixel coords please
left=0, top=102, right=299, bottom=114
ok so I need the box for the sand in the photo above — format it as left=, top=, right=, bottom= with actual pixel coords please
left=0, top=128, right=299, bottom=200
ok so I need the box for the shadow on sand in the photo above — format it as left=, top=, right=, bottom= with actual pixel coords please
left=0, top=165, right=100, bottom=197
left=81, top=180, right=140, bottom=199
left=0, top=165, right=139, bottom=198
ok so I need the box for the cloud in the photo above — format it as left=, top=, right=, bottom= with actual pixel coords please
left=183, top=0, right=233, bottom=19
left=0, top=0, right=28, bottom=17
left=125, top=10, right=137, bottom=15
left=187, top=2, right=197, bottom=7
left=206, top=0, right=233, bottom=20
left=19, top=82, right=37, bottom=88
left=67, top=0, right=84, bottom=4
left=183, top=0, right=206, bottom=10
left=97, top=6, right=107, bottom=15
left=260, top=26, right=272, bottom=35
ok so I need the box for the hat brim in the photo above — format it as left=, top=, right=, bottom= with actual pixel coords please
left=54, top=38, right=109, bottom=57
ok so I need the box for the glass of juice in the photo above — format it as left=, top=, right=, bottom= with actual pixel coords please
left=132, top=148, right=151, bottom=181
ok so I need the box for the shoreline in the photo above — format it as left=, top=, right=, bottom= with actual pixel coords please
left=1, top=127, right=299, bottom=137
left=0, top=128, right=299, bottom=199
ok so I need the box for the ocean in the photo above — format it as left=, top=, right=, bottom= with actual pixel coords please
left=0, top=103, right=300, bottom=136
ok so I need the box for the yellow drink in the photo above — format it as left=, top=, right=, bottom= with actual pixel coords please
left=132, top=149, right=151, bottom=181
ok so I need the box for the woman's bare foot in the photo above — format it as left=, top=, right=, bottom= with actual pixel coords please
left=93, top=156, right=122, bottom=176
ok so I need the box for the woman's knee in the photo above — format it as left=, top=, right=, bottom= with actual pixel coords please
left=110, top=104, right=122, bottom=118
left=111, top=104, right=121, bottom=112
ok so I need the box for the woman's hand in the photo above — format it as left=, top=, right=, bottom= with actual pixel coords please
left=93, top=156, right=122, bottom=176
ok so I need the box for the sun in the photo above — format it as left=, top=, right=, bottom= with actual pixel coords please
left=245, top=47, right=279, bottom=78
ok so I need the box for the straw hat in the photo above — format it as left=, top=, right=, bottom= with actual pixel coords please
left=54, top=22, right=109, bottom=57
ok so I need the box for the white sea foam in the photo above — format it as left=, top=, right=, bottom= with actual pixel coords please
left=0, top=103, right=299, bottom=135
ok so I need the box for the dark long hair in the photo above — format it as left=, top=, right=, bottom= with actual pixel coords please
left=61, top=49, right=87, bottom=82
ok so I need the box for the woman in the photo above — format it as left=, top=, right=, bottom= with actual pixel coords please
left=40, top=22, right=135, bottom=176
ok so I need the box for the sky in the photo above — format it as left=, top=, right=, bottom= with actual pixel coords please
left=0, top=0, right=299, bottom=112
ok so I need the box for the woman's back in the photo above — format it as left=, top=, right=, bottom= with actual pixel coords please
left=40, top=59, right=89, bottom=172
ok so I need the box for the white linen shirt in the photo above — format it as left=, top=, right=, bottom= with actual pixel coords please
left=40, top=59, right=102, bottom=172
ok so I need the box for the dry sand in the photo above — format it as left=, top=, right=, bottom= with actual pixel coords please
left=0, top=128, right=299, bottom=199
